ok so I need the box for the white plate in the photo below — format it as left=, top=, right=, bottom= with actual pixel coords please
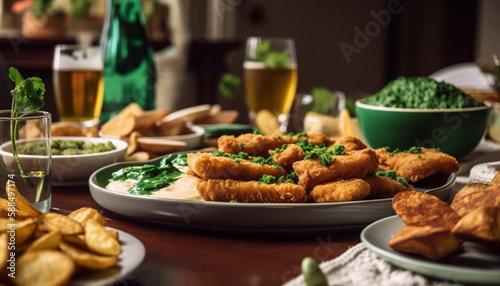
left=88, top=155, right=456, bottom=233
left=71, top=228, right=145, bottom=286
left=361, top=216, right=500, bottom=284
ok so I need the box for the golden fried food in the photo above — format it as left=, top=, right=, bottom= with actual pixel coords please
left=197, top=179, right=307, bottom=203
left=187, top=152, right=286, bottom=181
left=363, top=175, right=413, bottom=199
left=375, top=147, right=459, bottom=182
left=329, top=135, right=367, bottom=151
left=392, top=190, right=461, bottom=229
left=491, top=171, right=500, bottom=186
left=450, top=185, right=500, bottom=217
left=308, top=179, right=370, bottom=203
left=451, top=183, right=489, bottom=204
left=217, top=132, right=332, bottom=157
left=292, top=148, right=379, bottom=191
left=270, top=144, right=307, bottom=170
left=389, top=225, right=463, bottom=260
left=452, top=205, right=500, bottom=247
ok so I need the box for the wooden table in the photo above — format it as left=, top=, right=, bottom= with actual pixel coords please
left=52, top=185, right=361, bottom=286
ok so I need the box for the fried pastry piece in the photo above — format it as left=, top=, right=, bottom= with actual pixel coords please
left=217, top=132, right=331, bottom=157
left=187, top=152, right=286, bottom=181
left=292, top=148, right=379, bottom=191
left=329, top=135, right=367, bottom=151
left=308, top=179, right=370, bottom=203
left=197, top=179, right=307, bottom=203
left=389, top=225, right=463, bottom=261
left=363, top=175, right=414, bottom=199
left=375, top=147, right=459, bottom=182
left=270, top=144, right=307, bottom=170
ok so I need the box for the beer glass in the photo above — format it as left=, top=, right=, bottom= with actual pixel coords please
left=244, top=37, right=298, bottom=133
left=52, top=45, right=103, bottom=127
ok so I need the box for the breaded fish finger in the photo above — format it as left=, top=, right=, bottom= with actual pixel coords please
left=270, top=144, right=307, bottom=170
left=197, top=179, right=308, bottom=203
left=363, top=175, right=414, bottom=199
left=308, top=179, right=370, bottom=203
left=187, top=152, right=285, bottom=181
left=293, top=148, right=379, bottom=191
left=329, top=135, right=367, bottom=151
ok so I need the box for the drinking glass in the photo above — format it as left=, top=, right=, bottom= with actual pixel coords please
left=52, top=45, right=104, bottom=127
left=243, top=37, right=298, bottom=133
left=0, top=111, right=52, bottom=213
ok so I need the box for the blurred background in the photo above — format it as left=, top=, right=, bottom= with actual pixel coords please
left=0, top=0, right=498, bottom=124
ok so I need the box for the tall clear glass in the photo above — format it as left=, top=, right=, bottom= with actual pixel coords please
left=52, top=45, right=103, bottom=127
left=0, top=111, right=52, bottom=213
left=244, top=37, right=298, bottom=133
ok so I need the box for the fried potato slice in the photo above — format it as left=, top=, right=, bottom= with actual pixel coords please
left=37, top=213, right=84, bottom=235
left=15, top=250, right=75, bottom=286
left=84, top=219, right=121, bottom=256
left=389, top=225, right=463, bottom=260
left=59, top=241, right=119, bottom=270
left=452, top=205, right=500, bottom=247
left=0, top=218, right=37, bottom=245
left=451, top=185, right=500, bottom=217
left=392, top=190, right=461, bottom=229
left=101, top=111, right=136, bottom=137
left=137, top=137, right=186, bottom=154
left=491, top=171, right=500, bottom=186
left=25, top=231, right=61, bottom=253
left=0, top=233, right=7, bottom=271
left=5, top=182, right=41, bottom=217
left=451, top=183, right=489, bottom=204
left=0, top=197, right=32, bottom=220
left=133, top=108, right=170, bottom=130
left=51, top=122, right=83, bottom=137
left=68, top=207, right=107, bottom=227
left=125, top=151, right=158, bottom=162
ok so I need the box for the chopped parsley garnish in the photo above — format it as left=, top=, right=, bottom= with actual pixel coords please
left=303, top=145, right=346, bottom=166
left=213, top=151, right=250, bottom=160
left=389, top=146, right=422, bottom=157
left=258, top=172, right=298, bottom=184
left=274, top=144, right=288, bottom=153
left=369, top=170, right=409, bottom=187
left=253, top=130, right=264, bottom=135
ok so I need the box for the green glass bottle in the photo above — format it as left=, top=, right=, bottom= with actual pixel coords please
left=100, top=0, right=156, bottom=122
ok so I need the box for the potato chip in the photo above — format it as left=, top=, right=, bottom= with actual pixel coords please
left=127, top=131, right=142, bottom=156
left=84, top=219, right=121, bottom=256
left=389, top=225, right=463, bottom=260
left=25, top=231, right=61, bottom=253
left=137, top=137, right=186, bottom=154
left=392, top=190, right=461, bottom=229
left=0, top=233, right=7, bottom=271
left=491, top=171, right=500, bottom=186
left=68, top=207, right=107, bottom=227
left=51, top=122, right=83, bottom=137
left=107, top=229, right=119, bottom=240
left=59, top=241, right=119, bottom=270
left=452, top=205, right=500, bottom=247
left=154, top=116, right=186, bottom=136
left=0, top=197, right=32, bottom=220
left=5, top=182, right=41, bottom=217
left=82, top=126, right=99, bottom=137
left=15, top=250, right=75, bottom=286
left=0, top=218, right=37, bottom=245
left=451, top=185, right=500, bottom=217
left=62, top=234, right=87, bottom=249
left=134, top=108, right=170, bottom=130
left=125, top=151, right=156, bottom=162
left=37, top=213, right=84, bottom=235
left=451, top=183, right=489, bottom=204
left=101, top=111, right=136, bottom=137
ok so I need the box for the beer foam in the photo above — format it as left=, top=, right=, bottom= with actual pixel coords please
left=53, top=47, right=102, bottom=71
left=243, top=61, right=297, bottom=69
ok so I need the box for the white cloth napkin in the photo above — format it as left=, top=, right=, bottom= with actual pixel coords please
left=283, top=243, right=463, bottom=286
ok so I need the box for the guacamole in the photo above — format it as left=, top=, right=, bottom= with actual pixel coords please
left=51, top=140, right=116, bottom=155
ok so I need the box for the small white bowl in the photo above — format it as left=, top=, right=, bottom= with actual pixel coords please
left=50, top=137, right=127, bottom=185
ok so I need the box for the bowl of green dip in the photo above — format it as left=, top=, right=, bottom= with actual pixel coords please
left=355, top=77, right=492, bottom=158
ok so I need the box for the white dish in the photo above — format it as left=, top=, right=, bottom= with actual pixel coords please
left=88, top=155, right=456, bottom=233
left=361, top=215, right=500, bottom=284
left=71, top=228, right=145, bottom=286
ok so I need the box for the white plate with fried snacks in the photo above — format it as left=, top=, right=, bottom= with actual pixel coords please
left=361, top=216, right=500, bottom=284
left=71, top=228, right=145, bottom=286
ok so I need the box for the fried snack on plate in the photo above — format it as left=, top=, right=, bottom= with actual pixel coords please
left=100, top=103, right=143, bottom=137
left=292, top=148, right=379, bottom=191
left=15, top=250, right=75, bottom=286
left=451, top=183, right=489, bottom=204
left=375, top=147, right=459, bottom=182
left=363, top=175, right=414, bottom=199
left=389, top=225, right=463, bottom=260
left=187, top=152, right=286, bottom=181
left=67, top=207, right=107, bottom=226
left=51, top=122, right=83, bottom=136
left=270, top=143, right=308, bottom=170
left=85, top=219, right=122, bottom=256
left=329, top=135, right=367, bottom=151
left=452, top=205, right=500, bottom=247
left=197, top=179, right=307, bottom=203
left=58, top=241, right=119, bottom=270
left=308, top=178, right=370, bottom=203
left=450, top=185, right=500, bottom=217
left=392, top=190, right=461, bottom=229
left=491, top=171, right=500, bottom=186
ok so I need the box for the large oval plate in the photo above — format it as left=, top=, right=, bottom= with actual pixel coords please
left=89, top=156, right=456, bottom=233
left=361, top=215, right=500, bottom=284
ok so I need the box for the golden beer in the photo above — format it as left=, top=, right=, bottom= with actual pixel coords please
left=244, top=61, right=298, bottom=117
left=53, top=70, right=104, bottom=123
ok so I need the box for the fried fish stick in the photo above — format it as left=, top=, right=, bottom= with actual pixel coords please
left=217, top=132, right=332, bottom=157
left=375, top=147, right=460, bottom=182
left=308, top=179, right=370, bottom=203
left=187, top=152, right=286, bottom=180
left=363, top=175, right=414, bottom=199
left=329, top=135, right=367, bottom=151
left=270, top=144, right=307, bottom=170
left=197, top=179, right=308, bottom=203
left=293, top=148, right=379, bottom=191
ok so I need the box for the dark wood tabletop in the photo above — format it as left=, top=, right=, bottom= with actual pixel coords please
left=51, top=185, right=361, bottom=286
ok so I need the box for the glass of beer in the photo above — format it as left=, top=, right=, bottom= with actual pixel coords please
left=52, top=45, right=103, bottom=127
left=244, top=37, right=298, bottom=133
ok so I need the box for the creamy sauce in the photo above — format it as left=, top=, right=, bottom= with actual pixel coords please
left=106, top=173, right=203, bottom=201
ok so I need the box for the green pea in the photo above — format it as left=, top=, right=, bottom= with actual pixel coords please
left=301, top=257, right=328, bottom=286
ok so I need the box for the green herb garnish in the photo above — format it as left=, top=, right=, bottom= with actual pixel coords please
left=9, top=67, right=46, bottom=192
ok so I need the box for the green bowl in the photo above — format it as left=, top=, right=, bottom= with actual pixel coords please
left=355, top=100, right=492, bottom=158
